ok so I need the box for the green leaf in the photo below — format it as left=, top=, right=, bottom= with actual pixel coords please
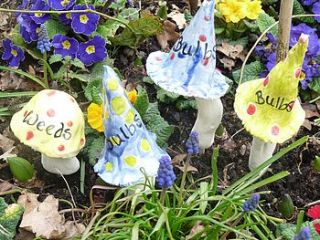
left=143, top=102, right=174, bottom=147
left=293, top=0, right=315, bottom=24
left=44, top=19, right=67, bottom=39
left=278, top=194, right=294, bottom=218
left=175, top=98, right=197, bottom=110
left=134, top=86, right=149, bottom=118
left=87, top=136, right=105, bottom=166
left=96, top=20, right=124, bottom=41
left=7, top=157, right=35, bottom=182
left=53, top=65, right=66, bottom=81
left=109, top=0, right=126, bottom=10
left=276, top=222, right=320, bottom=239
left=111, top=12, right=163, bottom=48
left=232, top=61, right=265, bottom=83
left=156, top=88, right=180, bottom=103
left=70, top=58, right=86, bottom=70
left=49, top=54, right=63, bottom=64
left=119, top=8, right=139, bottom=21
left=309, top=77, right=320, bottom=94
left=256, top=12, right=278, bottom=36
left=142, top=76, right=154, bottom=84
left=84, top=79, right=102, bottom=104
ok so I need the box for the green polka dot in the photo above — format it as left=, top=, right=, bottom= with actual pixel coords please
left=108, top=79, right=119, bottom=90
left=141, top=139, right=151, bottom=152
left=125, top=109, right=135, bottom=124
left=111, top=97, right=127, bottom=115
left=105, top=162, right=113, bottom=171
left=124, top=155, right=137, bottom=167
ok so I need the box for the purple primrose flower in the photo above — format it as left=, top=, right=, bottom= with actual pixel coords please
left=17, top=13, right=41, bottom=43
left=30, top=0, right=50, bottom=24
left=302, top=0, right=317, bottom=6
left=77, top=36, right=107, bottom=66
left=312, top=2, right=320, bottom=22
left=48, top=0, right=75, bottom=10
left=71, top=4, right=100, bottom=36
left=52, top=35, right=79, bottom=58
left=1, top=39, right=25, bottom=67
left=59, top=13, right=72, bottom=25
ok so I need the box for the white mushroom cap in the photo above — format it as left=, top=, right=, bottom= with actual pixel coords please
left=10, top=89, right=85, bottom=158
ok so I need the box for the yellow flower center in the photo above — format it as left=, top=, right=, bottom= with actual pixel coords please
left=36, top=27, right=41, bottom=33
left=66, top=13, right=71, bottom=19
left=61, top=0, right=70, bottom=6
left=11, top=49, right=18, bottom=57
left=86, top=45, right=95, bottom=54
left=62, top=40, right=71, bottom=50
left=35, top=12, right=43, bottom=17
left=79, top=14, right=89, bottom=24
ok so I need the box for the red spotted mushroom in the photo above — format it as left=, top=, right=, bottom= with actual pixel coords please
left=10, top=89, right=85, bottom=175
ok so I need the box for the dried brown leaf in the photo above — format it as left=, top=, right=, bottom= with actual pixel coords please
left=61, top=221, right=85, bottom=240
left=220, top=57, right=235, bottom=70
left=14, top=229, right=35, bottom=240
left=217, top=42, right=244, bottom=60
left=0, top=132, right=15, bottom=152
left=302, top=119, right=312, bottom=131
left=302, top=103, right=320, bottom=119
left=176, top=164, right=198, bottom=173
left=0, top=180, right=13, bottom=193
left=168, top=10, right=186, bottom=29
left=0, top=71, right=41, bottom=91
left=171, top=153, right=187, bottom=166
left=0, top=13, right=9, bottom=30
left=156, top=20, right=180, bottom=51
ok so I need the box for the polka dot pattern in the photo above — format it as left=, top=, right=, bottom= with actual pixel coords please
left=105, top=162, right=113, bottom=172
left=58, top=145, right=65, bottom=151
left=271, top=125, right=280, bottom=136
left=246, top=103, right=256, bottom=115
left=199, top=34, right=207, bottom=42
left=124, top=155, right=137, bottom=167
left=111, top=97, right=127, bottom=115
left=140, top=139, right=151, bottom=152
left=263, top=76, right=269, bottom=86
left=108, top=79, right=119, bottom=91
left=47, top=109, right=55, bottom=117
left=26, top=131, right=34, bottom=141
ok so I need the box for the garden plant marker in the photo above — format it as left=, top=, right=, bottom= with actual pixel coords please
left=94, top=66, right=171, bottom=186
left=234, top=34, right=308, bottom=170
left=10, top=90, right=86, bottom=175
left=146, top=0, right=229, bottom=151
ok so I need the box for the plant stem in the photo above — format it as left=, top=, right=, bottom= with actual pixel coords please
left=43, top=52, right=49, bottom=88
left=0, top=8, right=135, bottom=34
left=178, top=154, right=191, bottom=207
left=160, top=188, right=167, bottom=205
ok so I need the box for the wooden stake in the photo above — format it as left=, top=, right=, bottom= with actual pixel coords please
left=276, top=0, right=294, bottom=62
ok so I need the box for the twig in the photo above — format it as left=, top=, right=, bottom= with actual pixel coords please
left=59, top=208, right=87, bottom=214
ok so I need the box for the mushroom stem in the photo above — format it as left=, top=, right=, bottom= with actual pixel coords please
left=248, top=137, right=276, bottom=171
left=191, top=97, right=223, bottom=150
left=41, top=154, right=80, bottom=175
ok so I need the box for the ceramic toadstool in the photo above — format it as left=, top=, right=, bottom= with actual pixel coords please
left=93, top=66, right=171, bottom=186
left=10, top=89, right=85, bottom=175
left=146, top=0, right=229, bottom=151
left=234, top=34, right=308, bottom=170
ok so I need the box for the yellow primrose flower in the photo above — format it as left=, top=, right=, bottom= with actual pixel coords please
left=246, top=0, right=263, bottom=20
left=217, top=0, right=247, bottom=23
left=87, top=103, right=104, bottom=132
left=126, top=89, right=138, bottom=104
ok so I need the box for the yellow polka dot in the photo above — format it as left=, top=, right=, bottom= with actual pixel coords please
left=124, top=155, right=137, bottom=167
left=111, top=97, right=127, bottom=115
left=105, top=162, right=113, bottom=171
left=108, top=79, right=119, bottom=91
left=125, top=109, right=135, bottom=124
left=141, top=139, right=151, bottom=152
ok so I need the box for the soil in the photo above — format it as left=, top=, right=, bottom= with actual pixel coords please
left=0, top=0, right=319, bottom=229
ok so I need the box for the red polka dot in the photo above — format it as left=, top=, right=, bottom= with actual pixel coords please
left=246, top=104, right=256, bottom=115
left=155, top=56, right=162, bottom=61
left=204, top=16, right=211, bottom=21
left=67, top=121, right=73, bottom=127
left=47, top=109, right=55, bottom=117
left=263, top=76, right=269, bottom=86
left=80, top=138, right=85, bottom=145
left=170, top=53, right=175, bottom=60
left=202, top=58, right=209, bottom=66
left=58, top=145, right=65, bottom=151
left=199, top=35, right=207, bottom=42
left=47, top=90, right=56, bottom=96
left=24, top=111, right=28, bottom=117
left=271, top=125, right=280, bottom=136
left=26, top=131, right=34, bottom=140
left=295, top=68, right=302, bottom=78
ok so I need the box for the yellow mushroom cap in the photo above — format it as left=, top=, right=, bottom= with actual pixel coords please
left=10, top=89, right=85, bottom=158
left=234, top=34, right=308, bottom=143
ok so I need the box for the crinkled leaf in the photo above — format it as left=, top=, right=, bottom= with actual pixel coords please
left=293, top=0, right=315, bottom=24
left=143, top=102, right=173, bottom=147
left=84, top=79, right=102, bottom=104
left=53, top=65, right=66, bottom=81
left=44, top=19, right=67, bottom=39
left=232, top=61, right=265, bottom=83
left=87, top=136, right=104, bottom=166
left=49, top=54, right=63, bottom=64
left=309, top=77, right=320, bottom=94
left=70, top=58, right=86, bottom=70
left=276, top=222, right=320, bottom=239
left=96, top=20, right=124, bottom=41
left=176, top=98, right=197, bottom=110
left=119, top=8, right=139, bottom=20
left=256, top=12, right=278, bottom=36
left=111, top=12, right=163, bottom=48
left=109, top=0, right=126, bottom=10
left=157, top=88, right=180, bottom=103
left=134, top=85, right=149, bottom=118
left=7, top=157, right=34, bottom=182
